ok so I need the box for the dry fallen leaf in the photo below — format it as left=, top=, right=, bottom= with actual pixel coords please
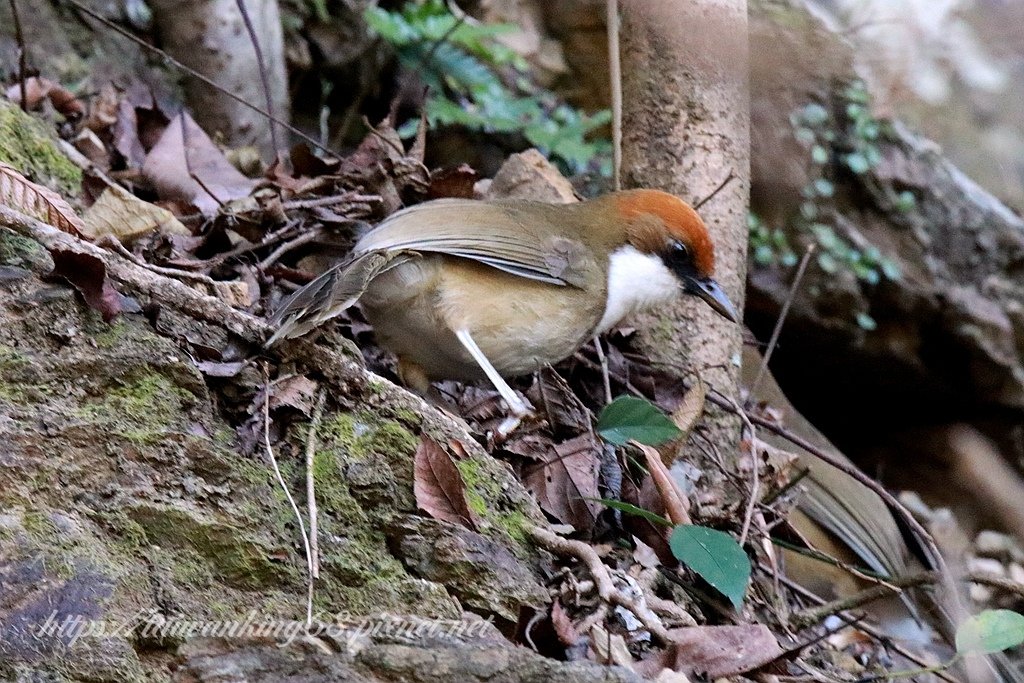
left=82, top=183, right=190, bottom=243
left=47, top=250, right=125, bottom=322
left=269, top=375, right=319, bottom=415
left=0, top=163, right=85, bottom=237
left=413, top=437, right=478, bottom=530
left=635, top=442, right=691, bottom=526
left=524, top=434, right=601, bottom=533
left=639, top=625, right=783, bottom=679
left=6, top=77, right=84, bottom=118
left=550, top=600, right=580, bottom=647
left=142, top=112, right=256, bottom=214
left=671, top=379, right=706, bottom=437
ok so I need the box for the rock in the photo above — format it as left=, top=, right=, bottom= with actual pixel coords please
left=484, top=149, right=577, bottom=203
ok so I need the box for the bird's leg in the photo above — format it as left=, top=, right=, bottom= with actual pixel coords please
left=454, top=328, right=531, bottom=437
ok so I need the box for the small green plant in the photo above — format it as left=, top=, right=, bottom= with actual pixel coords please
left=595, top=396, right=752, bottom=610
left=788, top=84, right=902, bottom=292
left=365, top=0, right=611, bottom=175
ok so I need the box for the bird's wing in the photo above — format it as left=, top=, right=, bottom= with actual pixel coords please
left=266, top=250, right=414, bottom=345
left=353, top=199, right=594, bottom=287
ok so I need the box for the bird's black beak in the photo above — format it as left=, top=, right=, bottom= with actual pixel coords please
left=684, top=276, right=739, bottom=323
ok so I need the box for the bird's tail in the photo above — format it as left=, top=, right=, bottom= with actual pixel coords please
left=265, top=250, right=414, bottom=346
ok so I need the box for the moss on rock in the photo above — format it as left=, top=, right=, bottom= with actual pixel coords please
left=0, top=100, right=81, bottom=197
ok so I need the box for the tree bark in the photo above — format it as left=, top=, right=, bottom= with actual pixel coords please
left=148, top=0, right=289, bottom=158
left=620, top=0, right=750, bottom=454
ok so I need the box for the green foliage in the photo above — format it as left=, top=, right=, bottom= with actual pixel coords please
left=597, top=396, right=683, bottom=446
left=748, top=212, right=797, bottom=268
left=785, top=82, right=902, bottom=289
left=592, top=499, right=672, bottom=527
left=366, top=0, right=611, bottom=175
left=956, top=610, right=1024, bottom=655
left=669, top=525, right=750, bottom=610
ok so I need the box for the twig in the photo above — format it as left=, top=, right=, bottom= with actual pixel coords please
left=261, top=364, right=315, bottom=625
left=57, top=139, right=117, bottom=189
left=704, top=385, right=950, bottom=582
left=733, top=396, right=759, bottom=546
left=592, top=337, right=613, bottom=404
left=97, top=235, right=221, bottom=288
left=62, top=0, right=336, bottom=159
left=259, top=229, right=322, bottom=270
left=9, top=0, right=27, bottom=113
left=305, top=390, right=325, bottom=581
left=790, top=572, right=932, bottom=630
left=748, top=243, right=815, bottom=401
left=234, top=0, right=278, bottom=154
left=281, top=193, right=381, bottom=211
left=766, top=564, right=961, bottom=683
left=0, top=204, right=269, bottom=341
left=528, top=525, right=671, bottom=643
left=693, top=170, right=736, bottom=210
left=607, top=0, right=621, bottom=191
left=180, top=115, right=226, bottom=209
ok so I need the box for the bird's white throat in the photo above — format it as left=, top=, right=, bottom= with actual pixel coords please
left=595, top=245, right=678, bottom=334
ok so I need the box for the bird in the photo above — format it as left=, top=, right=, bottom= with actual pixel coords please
left=267, top=189, right=738, bottom=433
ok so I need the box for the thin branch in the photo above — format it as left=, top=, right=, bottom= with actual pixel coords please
left=234, top=0, right=279, bottom=153
left=733, top=397, right=759, bottom=546
left=528, top=525, right=671, bottom=643
left=693, top=170, right=736, bottom=210
left=592, top=337, right=613, bottom=404
left=9, top=0, right=27, bottom=113
left=305, top=389, right=326, bottom=582
left=261, top=364, right=315, bottom=625
left=62, top=0, right=335, bottom=158
left=607, top=0, right=621, bottom=191
left=748, top=243, right=815, bottom=401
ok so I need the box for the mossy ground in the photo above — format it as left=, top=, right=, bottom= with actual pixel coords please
left=0, top=100, right=81, bottom=197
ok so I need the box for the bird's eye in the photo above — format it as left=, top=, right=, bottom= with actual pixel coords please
left=671, top=241, right=689, bottom=258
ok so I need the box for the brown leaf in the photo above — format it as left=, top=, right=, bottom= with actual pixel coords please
left=414, top=437, right=478, bottom=530
left=639, top=625, right=783, bottom=679
left=526, top=368, right=591, bottom=434
left=428, top=164, right=478, bottom=199
left=635, top=442, right=691, bottom=526
left=6, top=77, right=84, bottom=118
left=550, top=600, right=580, bottom=647
left=142, top=112, right=256, bottom=214
left=269, top=375, right=319, bottom=415
left=671, top=379, right=706, bottom=437
left=114, top=99, right=147, bottom=168
left=0, top=163, right=85, bottom=237
left=82, top=184, right=191, bottom=243
left=47, top=250, right=125, bottom=322
left=524, top=434, right=601, bottom=533
left=83, top=83, right=119, bottom=133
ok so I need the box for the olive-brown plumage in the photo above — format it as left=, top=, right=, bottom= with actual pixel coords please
left=268, top=189, right=737, bottom=432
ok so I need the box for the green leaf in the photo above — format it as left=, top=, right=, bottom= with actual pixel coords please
left=669, top=525, right=750, bottom=610
left=597, top=396, right=682, bottom=446
left=956, top=610, right=1024, bottom=655
left=811, top=145, right=829, bottom=164
left=813, top=178, right=835, bottom=198
left=800, top=103, right=829, bottom=126
left=895, top=190, right=916, bottom=213
left=844, top=152, right=871, bottom=175
left=817, top=252, right=838, bottom=274
left=590, top=499, right=671, bottom=527
left=880, top=257, right=902, bottom=280
left=855, top=312, right=877, bottom=331
left=753, top=244, right=774, bottom=265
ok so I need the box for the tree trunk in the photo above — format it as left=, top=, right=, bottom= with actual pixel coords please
left=148, top=0, right=289, bottom=158
left=620, top=0, right=750, bottom=454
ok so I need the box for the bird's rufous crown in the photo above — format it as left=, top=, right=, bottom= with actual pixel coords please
left=613, top=190, right=715, bottom=277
